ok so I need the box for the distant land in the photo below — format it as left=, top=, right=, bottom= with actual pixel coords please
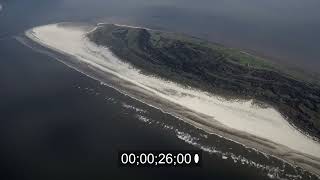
left=87, top=24, right=320, bottom=140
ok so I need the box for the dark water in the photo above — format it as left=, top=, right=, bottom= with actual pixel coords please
left=0, top=1, right=319, bottom=180
left=2, top=0, right=320, bottom=72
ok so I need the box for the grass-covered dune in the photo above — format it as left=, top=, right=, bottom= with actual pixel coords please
left=87, top=24, right=320, bottom=140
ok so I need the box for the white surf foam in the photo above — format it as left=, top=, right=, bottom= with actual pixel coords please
left=122, top=103, right=147, bottom=114
left=25, top=23, right=320, bottom=160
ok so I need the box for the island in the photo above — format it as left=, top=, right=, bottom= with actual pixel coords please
left=87, top=24, right=320, bottom=140
left=23, top=23, right=320, bottom=176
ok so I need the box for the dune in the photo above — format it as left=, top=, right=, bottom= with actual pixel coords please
left=24, top=23, right=320, bottom=175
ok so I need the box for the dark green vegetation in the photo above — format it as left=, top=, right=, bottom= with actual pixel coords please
left=87, top=24, right=320, bottom=140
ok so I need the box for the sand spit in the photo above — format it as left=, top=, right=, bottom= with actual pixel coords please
left=24, top=23, right=320, bottom=175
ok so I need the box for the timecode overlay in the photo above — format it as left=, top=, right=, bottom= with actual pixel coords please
left=118, top=150, right=202, bottom=167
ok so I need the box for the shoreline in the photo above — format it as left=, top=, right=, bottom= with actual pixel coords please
left=22, top=23, right=320, bottom=176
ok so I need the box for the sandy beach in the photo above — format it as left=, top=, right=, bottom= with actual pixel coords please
left=24, top=23, right=320, bottom=176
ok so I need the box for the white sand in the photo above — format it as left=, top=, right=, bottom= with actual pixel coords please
left=25, top=23, right=320, bottom=162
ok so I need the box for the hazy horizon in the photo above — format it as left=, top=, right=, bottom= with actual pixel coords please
left=1, top=0, right=320, bottom=73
